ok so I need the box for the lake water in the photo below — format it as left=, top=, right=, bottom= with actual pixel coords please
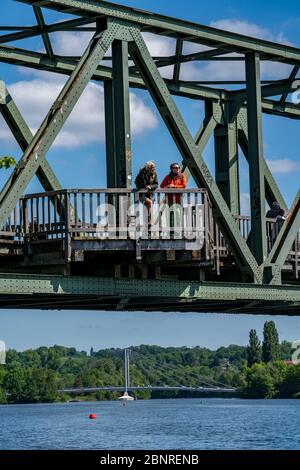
left=0, top=398, right=299, bottom=450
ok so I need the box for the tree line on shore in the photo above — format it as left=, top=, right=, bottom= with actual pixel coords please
left=0, top=321, right=299, bottom=403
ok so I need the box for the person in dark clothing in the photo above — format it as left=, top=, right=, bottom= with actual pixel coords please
left=266, top=201, right=285, bottom=219
left=135, top=161, right=158, bottom=222
left=266, top=201, right=285, bottom=247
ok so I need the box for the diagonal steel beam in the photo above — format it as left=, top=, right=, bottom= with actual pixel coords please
left=128, top=28, right=261, bottom=282
left=32, top=5, right=54, bottom=58
left=237, top=108, right=287, bottom=211
left=0, top=22, right=119, bottom=230
left=183, top=106, right=222, bottom=180
left=173, top=39, right=183, bottom=83
left=16, top=0, right=300, bottom=65
left=0, top=17, right=96, bottom=44
left=279, top=66, right=299, bottom=104
left=0, top=80, right=62, bottom=195
left=264, top=190, right=300, bottom=283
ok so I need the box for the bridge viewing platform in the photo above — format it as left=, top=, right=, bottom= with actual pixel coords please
left=1, top=188, right=299, bottom=284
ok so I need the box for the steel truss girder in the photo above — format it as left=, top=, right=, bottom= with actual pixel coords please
left=16, top=0, right=300, bottom=65
left=0, top=44, right=299, bottom=120
left=128, top=28, right=261, bottom=282
left=0, top=81, right=62, bottom=194
left=0, top=273, right=299, bottom=308
left=0, top=21, right=121, bottom=230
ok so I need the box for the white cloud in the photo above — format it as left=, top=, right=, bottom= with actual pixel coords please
left=0, top=76, right=157, bottom=149
left=52, top=30, right=93, bottom=56
left=52, top=29, right=174, bottom=57
left=266, top=158, right=299, bottom=174
left=47, top=20, right=293, bottom=82
left=240, top=192, right=250, bottom=215
left=179, top=19, right=293, bottom=81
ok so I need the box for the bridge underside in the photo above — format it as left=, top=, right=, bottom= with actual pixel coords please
left=0, top=273, right=299, bottom=314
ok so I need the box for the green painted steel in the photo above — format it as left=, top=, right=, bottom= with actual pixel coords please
left=16, top=0, right=300, bottom=64
left=112, top=40, right=132, bottom=188
left=214, top=105, right=240, bottom=215
left=0, top=272, right=299, bottom=303
left=128, top=29, right=261, bottom=282
left=104, top=80, right=117, bottom=188
left=0, top=1, right=297, bottom=297
left=0, top=44, right=299, bottom=120
left=0, top=81, right=62, bottom=195
left=32, top=5, right=54, bottom=58
left=237, top=109, right=287, bottom=211
left=0, top=23, right=119, bottom=230
left=265, top=190, right=300, bottom=283
left=245, top=53, right=267, bottom=264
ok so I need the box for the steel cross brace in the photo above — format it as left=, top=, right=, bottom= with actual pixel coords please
left=264, top=190, right=300, bottom=284
left=16, top=0, right=300, bottom=65
left=0, top=21, right=120, bottom=231
left=0, top=44, right=300, bottom=120
left=128, top=28, right=261, bottom=282
left=0, top=81, right=62, bottom=197
left=237, top=108, right=287, bottom=211
left=183, top=103, right=223, bottom=181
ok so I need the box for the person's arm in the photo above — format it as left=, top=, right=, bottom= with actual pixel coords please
left=160, top=175, right=169, bottom=189
left=135, top=171, right=144, bottom=189
left=180, top=173, right=187, bottom=189
left=150, top=172, right=158, bottom=190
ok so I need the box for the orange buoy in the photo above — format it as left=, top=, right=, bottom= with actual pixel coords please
left=89, top=413, right=97, bottom=419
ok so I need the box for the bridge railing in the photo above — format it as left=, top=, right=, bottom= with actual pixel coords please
left=2, top=189, right=299, bottom=277
left=19, top=188, right=210, bottom=244
left=0, top=200, right=23, bottom=245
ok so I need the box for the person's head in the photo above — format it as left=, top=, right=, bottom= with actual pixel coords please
left=170, top=162, right=181, bottom=175
left=272, top=201, right=280, bottom=210
left=145, top=161, right=156, bottom=173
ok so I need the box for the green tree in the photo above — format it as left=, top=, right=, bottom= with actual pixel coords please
left=5, top=365, right=27, bottom=403
left=262, top=321, right=280, bottom=363
left=244, top=363, right=276, bottom=398
left=247, top=329, right=261, bottom=367
left=0, top=366, right=7, bottom=404
left=0, top=156, right=16, bottom=170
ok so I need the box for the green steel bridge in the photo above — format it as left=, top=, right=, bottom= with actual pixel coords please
left=0, top=0, right=299, bottom=314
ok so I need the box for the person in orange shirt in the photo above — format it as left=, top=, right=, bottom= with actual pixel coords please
left=160, top=163, right=186, bottom=203
left=160, top=163, right=186, bottom=234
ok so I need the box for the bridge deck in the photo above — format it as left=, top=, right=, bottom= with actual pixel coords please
left=1, top=189, right=299, bottom=283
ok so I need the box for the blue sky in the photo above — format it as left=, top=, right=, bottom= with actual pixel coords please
left=0, top=0, right=299, bottom=351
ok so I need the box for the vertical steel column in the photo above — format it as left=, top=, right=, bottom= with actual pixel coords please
left=214, top=118, right=240, bottom=215
left=245, top=52, right=267, bottom=264
left=104, top=80, right=117, bottom=188
left=111, top=40, right=132, bottom=188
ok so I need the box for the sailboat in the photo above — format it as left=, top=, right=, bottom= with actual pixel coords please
left=118, top=349, right=134, bottom=403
